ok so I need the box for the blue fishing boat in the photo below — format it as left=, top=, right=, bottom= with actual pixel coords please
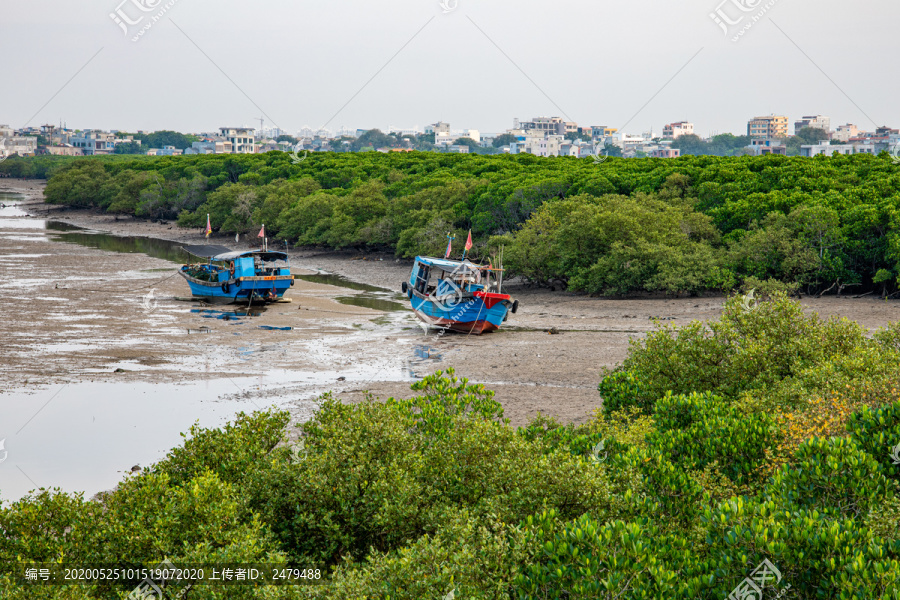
left=179, top=245, right=294, bottom=304
left=402, top=256, right=518, bottom=334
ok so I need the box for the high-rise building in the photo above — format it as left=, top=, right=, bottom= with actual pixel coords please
left=747, top=115, right=788, bottom=139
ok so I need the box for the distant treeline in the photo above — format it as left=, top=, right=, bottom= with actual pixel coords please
left=5, top=151, right=900, bottom=296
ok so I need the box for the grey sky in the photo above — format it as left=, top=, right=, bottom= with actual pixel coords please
left=2, top=0, right=897, bottom=136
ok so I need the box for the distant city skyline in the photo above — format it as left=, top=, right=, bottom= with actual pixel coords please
left=2, top=0, right=897, bottom=136
left=3, top=114, right=889, bottom=140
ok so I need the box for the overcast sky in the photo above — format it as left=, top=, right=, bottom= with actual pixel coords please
left=2, top=0, right=897, bottom=136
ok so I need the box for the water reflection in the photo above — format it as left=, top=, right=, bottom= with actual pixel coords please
left=0, top=191, right=27, bottom=217
left=190, top=308, right=266, bottom=321
left=335, top=295, right=407, bottom=312
left=46, top=222, right=190, bottom=263
left=407, top=343, right=443, bottom=379
left=293, top=272, right=386, bottom=293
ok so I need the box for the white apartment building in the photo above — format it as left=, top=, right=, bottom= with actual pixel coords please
left=832, top=124, right=859, bottom=143
left=532, top=135, right=564, bottom=157
left=560, top=140, right=595, bottom=158
left=219, top=127, right=257, bottom=153
left=747, top=139, right=787, bottom=156
left=146, top=146, right=183, bottom=156
left=0, top=128, right=38, bottom=158
left=517, top=116, right=567, bottom=136
left=662, top=121, right=694, bottom=139
left=425, top=122, right=450, bottom=135
left=794, top=115, right=831, bottom=135
left=434, top=131, right=453, bottom=147
left=71, top=130, right=119, bottom=155
left=184, top=140, right=232, bottom=154
left=800, top=142, right=876, bottom=157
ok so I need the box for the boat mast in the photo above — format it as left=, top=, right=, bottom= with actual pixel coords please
left=498, top=245, right=504, bottom=293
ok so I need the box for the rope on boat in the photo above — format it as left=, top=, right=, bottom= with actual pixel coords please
left=53, top=271, right=181, bottom=293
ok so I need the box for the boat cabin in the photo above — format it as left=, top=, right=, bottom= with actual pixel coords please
left=181, top=245, right=290, bottom=282
left=408, top=257, right=500, bottom=300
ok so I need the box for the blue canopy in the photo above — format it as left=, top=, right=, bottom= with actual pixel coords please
left=416, top=256, right=484, bottom=271
left=415, top=256, right=483, bottom=271
left=213, top=250, right=288, bottom=262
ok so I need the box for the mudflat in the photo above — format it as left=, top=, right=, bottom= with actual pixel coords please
left=4, top=179, right=899, bottom=427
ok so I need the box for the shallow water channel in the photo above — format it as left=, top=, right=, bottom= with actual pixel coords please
left=0, top=197, right=422, bottom=502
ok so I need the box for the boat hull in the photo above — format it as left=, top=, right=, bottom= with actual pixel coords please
left=410, top=292, right=508, bottom=334
left=179, top=271, right=293, bottom=304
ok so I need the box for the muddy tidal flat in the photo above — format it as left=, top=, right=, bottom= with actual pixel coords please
left=1, top=178, right=898, bottom=502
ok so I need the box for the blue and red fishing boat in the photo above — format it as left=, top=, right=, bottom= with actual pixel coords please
left=179, top=245, right=294, bottom=304
left=402, top=256, right=518, bottom=334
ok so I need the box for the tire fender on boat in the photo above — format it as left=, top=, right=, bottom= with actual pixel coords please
left=234, top=278, right=242, bottom=288
left=401, top=281, right=408, bottom=293
left=222, top=281, right=230, bottom=294
left=511, top=300, right=519, bottom=314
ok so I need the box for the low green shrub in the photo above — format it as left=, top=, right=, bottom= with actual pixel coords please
left=767, top=437, right=896, bottom=516
left=848, top=401, right=900, bottom=481
left=599, top=292, right=869, bottom=412
left=649, top=391, right=774, bottom=484
left=251, top=373, right=615, bottom=566
left=316, top=511, right=526, bottom=600
left=515, top=511, right=715, bottom=600
left=151, top=409, right=291, bottom=487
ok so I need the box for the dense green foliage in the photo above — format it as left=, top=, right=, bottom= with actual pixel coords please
left=2, top=296, right=899, bottom=598
left=672, top=132, right=752, bottom=156
left=7, top=150, right=900, bottom=295
left=130, top=130, right=200, bottom=150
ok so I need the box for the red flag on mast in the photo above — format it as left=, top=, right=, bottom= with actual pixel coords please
left=257, top=225, right=265, bottom=238
left=464, top=230, right=473, bottom=252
